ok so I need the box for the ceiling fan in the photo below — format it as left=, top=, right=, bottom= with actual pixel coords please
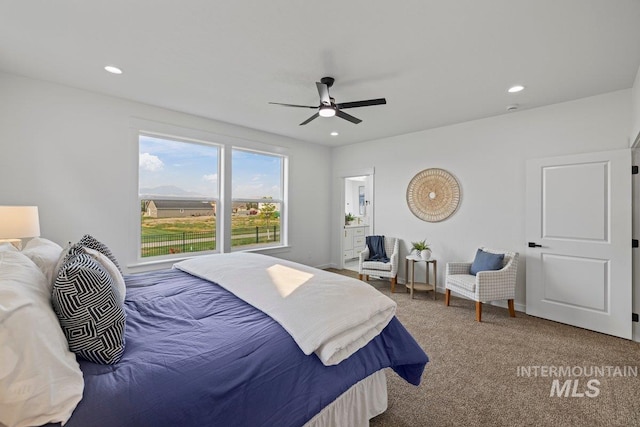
left=269, top=77, right=387, bottom=126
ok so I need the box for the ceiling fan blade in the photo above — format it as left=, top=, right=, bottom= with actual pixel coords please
left=336, top=98, right=387, bottom=109
left=269, top=102, right=317, bottom=109
left=316, top=82, right=331, bottom=106
left=299, top=112, right=320, bottom=126
left=335, top=110, right=362, bottom=124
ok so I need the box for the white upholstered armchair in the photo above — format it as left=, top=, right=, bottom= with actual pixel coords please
left=358, top=236, right=399, bottom=292
left=444, top=247, right=519, bottom=322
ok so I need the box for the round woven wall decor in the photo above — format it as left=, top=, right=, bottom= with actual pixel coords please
left=406, top=168, right=461, bottom=222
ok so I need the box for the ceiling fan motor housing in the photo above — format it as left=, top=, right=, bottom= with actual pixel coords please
left=320, top=77, right=335, bottom=87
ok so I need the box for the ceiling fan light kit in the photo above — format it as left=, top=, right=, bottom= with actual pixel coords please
left=269, top=76, right=386, bottom=126
left=319, top=105, right=336, bottom=117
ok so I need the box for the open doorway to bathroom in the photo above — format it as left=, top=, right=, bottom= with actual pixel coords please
left=343, top=175, right=373, bottom=272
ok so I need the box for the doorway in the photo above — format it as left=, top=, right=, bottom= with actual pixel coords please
left=341, top=174, right=374, bottom=271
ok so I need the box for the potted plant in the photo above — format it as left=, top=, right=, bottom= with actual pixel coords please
left=345, top=213, right=355, bottom=226
left=411, top=239, right=432, bottom=260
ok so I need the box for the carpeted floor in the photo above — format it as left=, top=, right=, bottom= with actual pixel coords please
left=326, top=268, right=640, bottom=427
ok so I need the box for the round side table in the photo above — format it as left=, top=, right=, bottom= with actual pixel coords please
left=405, top=255, right=437, bottom=300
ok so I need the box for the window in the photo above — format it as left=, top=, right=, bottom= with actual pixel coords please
left=138, top=134, right=219, bottom=258
left=137, top=128, right=288, bottom=261
left=231, top=148, right=284, bottom=250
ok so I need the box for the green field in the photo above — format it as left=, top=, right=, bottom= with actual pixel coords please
left=141, top=216, right=212, bottom=233
left=141, top=215, right=280, bottom=257
left=141, top=215, right=279, bottom=233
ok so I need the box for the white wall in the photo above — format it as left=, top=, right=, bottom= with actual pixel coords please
left=331, top=90, right=633, bottom=313
left=631, top=65, right=640, bottom=146
left=0, top=72, right=332, bottom=271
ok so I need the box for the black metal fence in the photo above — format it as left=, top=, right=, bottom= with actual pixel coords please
left=141, top=226, right=280, bottom=257
left=141, top=231, right=215, bottom=257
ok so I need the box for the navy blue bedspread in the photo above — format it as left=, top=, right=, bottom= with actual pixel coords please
left=53, top=269, right=428, bottom=427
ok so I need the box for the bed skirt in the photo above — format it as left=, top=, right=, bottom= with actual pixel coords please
left=303, top=370, right=387, bottom=427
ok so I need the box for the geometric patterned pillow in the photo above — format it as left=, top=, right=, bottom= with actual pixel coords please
left=51, top=249, right=126, bottom=364
left=81, top=247, right=126, bottom=306
left=77, top=234, right=122, bottom=274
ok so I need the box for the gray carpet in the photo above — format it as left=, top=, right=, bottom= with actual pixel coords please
left=326, top=269, right=640, bottom=427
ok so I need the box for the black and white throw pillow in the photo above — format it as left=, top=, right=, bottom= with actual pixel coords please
left=77, top=234, right=122, bottom=273
left=52, top=248, right=126, bottom=364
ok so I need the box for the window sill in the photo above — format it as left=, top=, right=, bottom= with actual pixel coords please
left=126, top=254, right=205, bottom=273
left=126, top=246, right=292, bottom=273
left=239, top=245, right=291, bottom=255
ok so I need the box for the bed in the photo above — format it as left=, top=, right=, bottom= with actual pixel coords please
left=1, top=239, right=428, bottom=427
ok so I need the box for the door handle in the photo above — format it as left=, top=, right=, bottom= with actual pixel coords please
left=528, top=242, right=542, bottom=248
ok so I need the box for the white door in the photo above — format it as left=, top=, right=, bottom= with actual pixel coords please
left=525, top=149, right=632, bottom=339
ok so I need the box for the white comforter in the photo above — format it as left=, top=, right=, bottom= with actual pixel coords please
left=174, top=253, right=396, bottom=366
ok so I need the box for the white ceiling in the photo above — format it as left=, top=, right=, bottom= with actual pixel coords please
left=2, top=1, right=640, bottom=147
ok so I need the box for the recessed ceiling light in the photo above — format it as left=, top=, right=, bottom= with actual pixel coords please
left=330, top=131, right=339, bottom=136
left=104, top=65, right=123, bottom=75
left=508, top=85, right=524, bottom=93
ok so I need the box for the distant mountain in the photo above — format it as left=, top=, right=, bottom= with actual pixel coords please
left=139, top=185, right=206, bottom=198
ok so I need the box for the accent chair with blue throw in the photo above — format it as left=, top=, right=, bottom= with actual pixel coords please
left=358, top=236, right=400, bottom=292
left=444, top=247, right=519, bottom=322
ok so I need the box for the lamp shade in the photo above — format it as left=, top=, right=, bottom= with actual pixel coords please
left=0, top=206, right=41, bottom=239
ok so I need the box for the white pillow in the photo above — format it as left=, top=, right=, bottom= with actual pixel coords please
left=0, top=251, right=84, bottom=427
left=22, top=237, right=63, bottom=291
left=83, top=246, right=126, bottom=305
left=0, top=242, right=19, bottom=252
left=52, top=243, right=73, bottom=288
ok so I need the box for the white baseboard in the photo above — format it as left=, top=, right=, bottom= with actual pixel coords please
left=440, top=286, right=526, bottom=313
left=314, top=263, right=334, bottom=270
left=489, top=298, right=526, bottom=314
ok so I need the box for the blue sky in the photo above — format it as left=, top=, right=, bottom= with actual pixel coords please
left=139, top=135, right=281, bottom=199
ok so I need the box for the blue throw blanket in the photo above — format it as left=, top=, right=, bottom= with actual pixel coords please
left=366, top=235, right=389, bottom=262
